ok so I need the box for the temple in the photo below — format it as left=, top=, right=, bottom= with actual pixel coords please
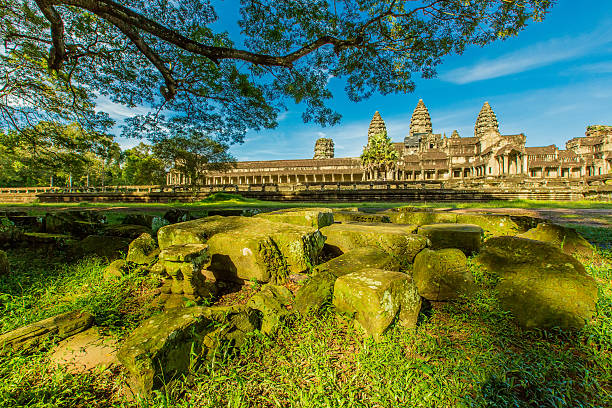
left=167, top=100, right=612, bottom=185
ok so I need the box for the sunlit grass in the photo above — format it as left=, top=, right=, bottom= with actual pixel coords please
left=2, top=196, right=612, bottom=209
left=0, top=226, right=610, bottom=407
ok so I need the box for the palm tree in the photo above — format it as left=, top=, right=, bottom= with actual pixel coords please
left=360, top=132, right=399, bottom=180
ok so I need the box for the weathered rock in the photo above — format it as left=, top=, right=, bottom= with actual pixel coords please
left=518, top=223, right=594, bottom=258
left=413, top=248, right=475, bottom=301
left=417, top=224, right=483, bottom=255
left=158, top=244, right=209, bottom=297
left=103, top=259, right=127, bottom=280
left=45, top=212, right=100, bottom=237
left=127, top=233, right=159, bottom=265
left=49, top=327, right=118, bottom=373
left=70, top=235, right=131, bottom=261
left=386, top=209, right=457, bottom=225
left=294, top=247, right=400, bottom=315
left=158, top=216, right=325, bottom=283
left=0, top=250, right=9, bottom=275
left=247, top=284, right=294, bottom=335
left=118, top=305, right=258, bottom=396
left=0, top=217, right=24, bottom=248
left=117, top=306, right=212, bottom=395
left=151, top=216, right=170, bottom=234
left=104, top=224, right=153, bottom=240
left=455, top=213, right=520, bottom=237
left=122, top=214, right=154, bottom=228
left=255, top=208, right=334, bottom=229
left=201, top=305, right=260, bottom=348
left=24, top=232, right=72, bottom=250
left=163, top=208, right=192, bottom=224
left=316, top=246, right=401, bottom=278
left=320, top=223, right=426, bottom=265
left=332, top=269, right=421, bottom=339
left=475, top=236, right=598, bottom=330
left=0, top=310, right=94, bottom=354
left=332, top=211, right=391, bottom=224
left=7, top=215, right=43, bottom=231
left=294, top=270, right=336, bottom=315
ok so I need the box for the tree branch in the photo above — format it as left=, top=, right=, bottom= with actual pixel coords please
left=34, top=0, right=67, bottom=70
left=50, top=0, right=364, bottom=67
left=103, top=14, right=178, bottom=101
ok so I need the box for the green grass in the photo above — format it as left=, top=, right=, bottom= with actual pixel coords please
left=0, top=228, right=611, bottom=407
left=2, top=196, right=612, bottom=210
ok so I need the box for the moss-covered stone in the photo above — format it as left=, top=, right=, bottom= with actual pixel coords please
left=0, top=250, right=9, bottom=275
left=386, top=209, right=457, bottom=225
left=417, top=224, right=483, bottom=255
left=475, top=236, right=598, bottom=330
left=45, top=212, right=100, bottom=237
left=332, top=269, right=421, bottom=340
left=255, top=208, right=334, bottom=229
left=103, top=259, right=127, bottom=280
left=320, top=223, right=426, bottom=265
left=317, top=246, right=401, bottom=278
left=413, top=248, right=475, bottom=301
left=455, top=214, right=520, bottom=237
left=159, top=216, right=325, bottom=283
left=104, top=224, right=153, bottom=240
left=247, top=284, right=294, bottom=335
left=0, top=310, right=93, bottom=354
left=333, top=211, right=390, bottom=224
left=158, top=244, right=209, bottom=297
left=126, top=233, right=159, bottom=265
left=293, top=270, right=336, bottom=315
left=518, top=223, right=594, bottom=258
left=122, top=214, right=154, bottom=228
left=117, top=306, right=213, bottom=395
left=294, top=247, right=400, bottom=315
left=70, top=235, right=131, bottom=261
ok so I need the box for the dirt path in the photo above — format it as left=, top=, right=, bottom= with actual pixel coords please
left=449, top=208, right=612, bottom=228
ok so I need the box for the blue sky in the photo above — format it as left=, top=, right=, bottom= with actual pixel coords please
left=111, top=0, right=612, bottom=161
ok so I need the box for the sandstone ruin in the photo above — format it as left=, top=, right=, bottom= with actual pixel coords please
left=167, top=100, right=612, bottom=185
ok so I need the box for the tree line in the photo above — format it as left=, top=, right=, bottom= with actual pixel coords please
left=0, top=121, right=234, bottom=188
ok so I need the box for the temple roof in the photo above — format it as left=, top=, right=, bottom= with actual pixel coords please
left=410, top=99, right=433, bottom=136
left=525, top=145, right=557, bottom=155
left=474, top=101, right=499, bottom=137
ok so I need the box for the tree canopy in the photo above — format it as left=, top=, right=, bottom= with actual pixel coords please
left=1, top=0, right=554, bottom=146
left=361, top=131, right=399, bottom=180
left=153, top=132, right=235, bottom=188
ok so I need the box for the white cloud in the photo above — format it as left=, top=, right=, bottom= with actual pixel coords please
left=576, top=61, right=612, bottom=74
left=441, top=25, right=612, bottom=84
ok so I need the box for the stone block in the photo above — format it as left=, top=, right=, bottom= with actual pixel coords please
left=332, top=269, right=421, bottom=339
left=413, top=248, right=475, bottom=301
left=0, top=310, right=94, bottom=354
left=417, top=224, right=483, bottom=255
left=320, top=223, right=426, bottom=265
left=475, top=236, right=598, bottom=330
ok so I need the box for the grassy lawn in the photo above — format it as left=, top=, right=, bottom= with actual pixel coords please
left=0, top=226, right=610, bottom=407
left=1, top=193, right=612, bottom=210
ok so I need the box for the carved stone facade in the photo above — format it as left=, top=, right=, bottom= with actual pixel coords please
left=167, top=101, right=612, bottom=185
left=313, top=138, right=334, bottom=159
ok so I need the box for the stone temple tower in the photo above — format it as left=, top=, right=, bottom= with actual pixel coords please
left=474, top=101, right=499, bottom=138
left=313, top=138, right=334, bottom=159
left=409, top=99, right=433, bottom=137
left=368, top=111, right=387, bottom=144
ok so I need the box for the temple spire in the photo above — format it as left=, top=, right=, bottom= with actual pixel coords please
left=368, top=111, right=387, bottom=144
left=409, top=99, right=433, bottom=136
left=474, top=101, right=499, bottom=137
